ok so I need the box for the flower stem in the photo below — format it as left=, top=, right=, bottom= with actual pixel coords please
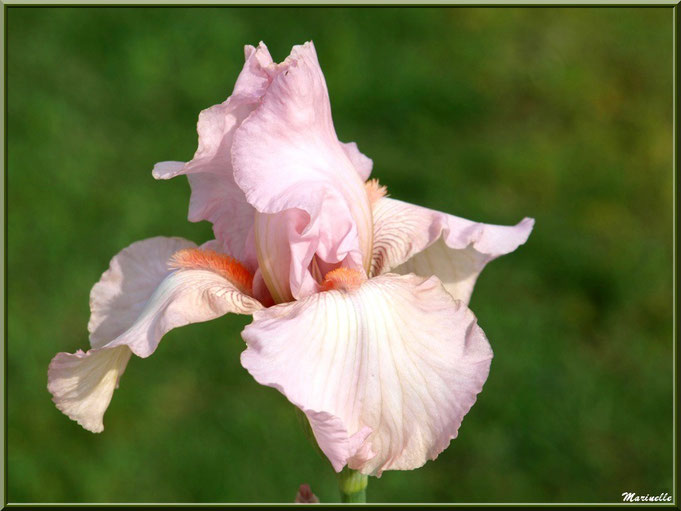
left=338, top=467, right=368, bottom=503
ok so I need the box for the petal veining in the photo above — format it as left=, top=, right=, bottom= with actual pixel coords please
left=371, top=197, right=534, bottom=304
left=241, top=272, right=493, bottom=475
left=49, top=237, right=262, bottom=432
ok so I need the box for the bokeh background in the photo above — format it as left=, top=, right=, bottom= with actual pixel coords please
left=7, top=6, right=673, bottom=504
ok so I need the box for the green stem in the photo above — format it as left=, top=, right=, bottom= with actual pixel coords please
left=338, top=467, right=368, bottom=503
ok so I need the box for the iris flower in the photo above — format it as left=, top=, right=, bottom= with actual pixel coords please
left=48, top=42, right=533, bottom=487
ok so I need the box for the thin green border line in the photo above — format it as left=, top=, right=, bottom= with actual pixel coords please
left=672, top=3, right=677, bottom=508
left=672, top=4, right=679, bottom=504
left=2, top=0, right=7, bottom=508
left=2, top=503, right=679, bottom=507
left=1, top=1, right=680, bottom=6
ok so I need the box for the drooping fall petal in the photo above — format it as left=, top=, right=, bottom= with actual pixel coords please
left=232, top=42, right=373, bottom=301
left=87, top=236, right=195, bottom=347
left=49, top=237, right=262, bottom=432
left=370, top=197, right=534, bottom=304
left=48, top=347, right=131, bottom=433
left=241, top=272, right=493, bottom=476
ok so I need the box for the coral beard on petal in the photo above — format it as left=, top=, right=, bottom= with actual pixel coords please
left=49, top=237, right=262, bottom=432
left=364, top=179, right=387, bottom=205
left=169, top=248, right=254, bottom=295
left=320, top=268, right=366, bottom=292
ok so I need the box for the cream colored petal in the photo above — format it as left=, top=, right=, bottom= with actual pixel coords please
left=48, top=346, right=131, bottom=433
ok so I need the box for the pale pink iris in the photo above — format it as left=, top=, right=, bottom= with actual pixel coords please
left=48, top=42, right=534, bottom=477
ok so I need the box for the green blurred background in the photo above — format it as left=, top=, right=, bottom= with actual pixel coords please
left=7, top=6, right=673, bottom=504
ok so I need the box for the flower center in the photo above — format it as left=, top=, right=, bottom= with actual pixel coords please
left=321, top=268, right=366, bottom=292
left=169, top=248, right=253, bottom=295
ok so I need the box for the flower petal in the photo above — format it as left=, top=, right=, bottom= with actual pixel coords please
left=152, top=99, right=258, bottom=267
left=150, top=161, right=185, bottom=179
left=50, top=236, right=262, bottom=432
left=231, top=42, right=277, bottom=102
left=151, top=43, right=277, bottom=268
left=241, top=273, right=493, bottom=475
left=232, top=42, right=373, bottom=300
left=253, top=192, right=366, bottom=302
left=371, top=197, right=534, bottom=303
left=185, top=169, right=257, bottom=269
left=303, top=409, right=373, bottom=473
left=91, top=236, right=262, bottom=358
left=48, top=346, right=131, bottom=433
left=253, top=208, right=318, bottom=303
left=342, top=141, right=373, bottom=181
left=104, top=264, right=262, bottom=358
left=88, top=236, right=196, bottom=348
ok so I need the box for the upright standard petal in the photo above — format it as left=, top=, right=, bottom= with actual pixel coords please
left=241, top=273, right=493, bottom=476
left=151, top=43, right=278, bottom=268
left=232, top=42, right=374, bottom=301
left=370, top=197, right=534, bottom=304
left=342, top=141, right=373, bottom=181
left=49, top=237, right=262, bottom=432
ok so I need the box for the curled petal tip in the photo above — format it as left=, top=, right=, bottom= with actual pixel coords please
left=519, top=216, right=536, bottom=239
left=53, top=237, right=262, bottom=433
left=152, top=161, right=186, bottom=180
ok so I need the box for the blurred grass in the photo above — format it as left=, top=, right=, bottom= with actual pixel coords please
left=6, top=6, right=673, bottom=504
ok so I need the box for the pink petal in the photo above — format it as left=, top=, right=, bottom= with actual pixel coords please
left=185, top=169, right=258, bottom=269
left=371, top=197, right=534, bottom=304
left=232, top=42, right=373, bottom=301
left=151, top=161, right=185, bottom=179
left=232, top=42, right=277, bottom=102
left=253, top=194, right=366, bottom=302
left=303, top=410, right=372, bottom=473
left=342, top=141, right=373, bottom=181
left=151, top=43, right=277, bottom=269
left=241, top=273, right=493, bottom=475
left=88, top=236, right=195, bottom=347
left=103, top=264, right=262, bottom=358
left=50, top=237, right=262, bottom=432
left=253, top=208, right=318, bottom=303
